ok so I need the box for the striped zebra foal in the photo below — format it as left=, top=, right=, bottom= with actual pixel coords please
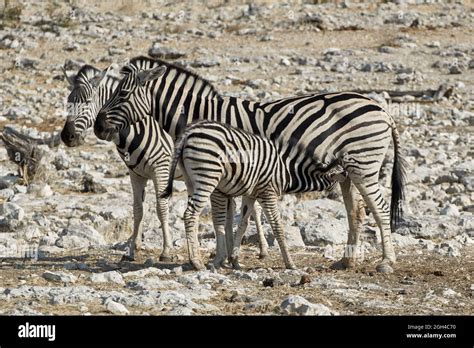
left=60, top=63, right=269, bottom=261
left=161, top=121, right=347, bottom=271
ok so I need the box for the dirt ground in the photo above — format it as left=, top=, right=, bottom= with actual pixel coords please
left=0, top=244, right=472, bottom=315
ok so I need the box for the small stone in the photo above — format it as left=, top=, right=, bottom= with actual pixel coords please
left=299, top=275, right=312, bottom=285
left=148, top=43, right=186, bottom=59
left=15, top=57, right=39, bottom=69
left=262, top=278, right=274, bottom=287
left=189, top=58, right=220, bottom=68
left=440, top=204, right=460, bottom=217
left=0, top=202, right=24, bottom=221
left=449, top=64, right=463, bottom=74
left=43, top=271, right=77, bottom=283
left=280, top=58, right=291, bottom=66
left=89, top=271, right=125, bottom=285
left=105, top=299, right=129, bottom=315
left=281, top=295, right=338, bottom=316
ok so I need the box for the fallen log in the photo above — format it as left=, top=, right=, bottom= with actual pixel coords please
left=347, top=83, right=454, bottom=102
left=0, top=127, right=60, bottom=185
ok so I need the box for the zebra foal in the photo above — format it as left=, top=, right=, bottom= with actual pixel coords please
left=161, top=121, right=347, bottom=271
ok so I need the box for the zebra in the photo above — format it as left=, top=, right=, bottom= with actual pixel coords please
left=60, top=64, right=174, bottom=261
left=94, top=56, right=407, bottom=274
left=160, top=120, right=348, bottom=270
left=60, top=63, right=269, bottom=262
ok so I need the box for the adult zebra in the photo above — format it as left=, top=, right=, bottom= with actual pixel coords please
left=94, top=56, right=407, bottom=273
left=60, top=64, right=174, bottom=261
left=60, top=63, right=269, bottom=263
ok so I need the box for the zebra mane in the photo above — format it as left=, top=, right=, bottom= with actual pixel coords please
left=73, top=65, right=100, bottom=86
left=128, top=55, right=219, bottom=94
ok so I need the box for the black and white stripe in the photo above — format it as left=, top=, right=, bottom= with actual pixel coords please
left=61, top=64, right=175, bottom=261
left=95, top=56, right=407, bottom=272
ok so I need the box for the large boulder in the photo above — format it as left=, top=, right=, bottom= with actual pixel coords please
left=298, top=217, right=348, bottom=245
left=281, top=295, right=339, bottom=316
left=56, top=220, right=106, bottom=249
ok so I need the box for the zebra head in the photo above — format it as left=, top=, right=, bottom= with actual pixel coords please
left=61, top=65, right=111, bottom=147
left=94, top=63, right=167, bottom=141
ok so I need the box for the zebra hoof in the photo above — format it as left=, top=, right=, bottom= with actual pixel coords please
left=212, top=256, right=230, bottom=270
left=376, top=262, right=394, bottom=274
left=286, top=263, right=297, bottom=270
left=159, top=255, right=173, bottom=262
left=330, top=258, right=356, bottom=270
left=258, top=252, right=269, bottom=260
left=120, top=254, right=135, bottom=262
left=191, top=260, right=206, bottom=271
left=229, top=257, right=242, bottom=270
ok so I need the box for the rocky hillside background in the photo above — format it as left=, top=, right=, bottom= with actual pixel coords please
left=0, top=0, right=472, bottom=315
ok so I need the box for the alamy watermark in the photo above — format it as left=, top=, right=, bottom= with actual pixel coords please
left=0, top=244, right=40, bottom=261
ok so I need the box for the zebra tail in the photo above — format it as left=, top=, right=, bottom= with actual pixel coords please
left=390, top=120, right=408, bottom=232
left=160, top=135, right=186, bottom=199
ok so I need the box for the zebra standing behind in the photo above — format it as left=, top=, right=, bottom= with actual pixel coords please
left=60, top=64, right=174, bottom=261
left=60, top=63, right=269, bottom=262
left=94, top=57, right=407, bottom=273
left=161, top=121, right=347, bottom=271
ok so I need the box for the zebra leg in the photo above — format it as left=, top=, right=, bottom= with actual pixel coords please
left=252, top=202, right=269, bottom=259
left=258, top=192, right=296, bottom=270
left=210, top=191, right=230, bottom=269
left=183, top=198, right=206, bottom=271
left=230, top=196, right=256, bottom=269
left=353, top=180, right=396, bottom=274
left=122, top=171, right=148, bottom=262
left=224, top=197, right=236, bottom=265
left=152, top=175, right=173, bottom=262
left=331, top=178, right=365, bottom=270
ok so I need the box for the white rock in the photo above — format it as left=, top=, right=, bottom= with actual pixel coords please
left=298, top=218, right=347, bottom=245
left=392, top=233, right=419, bottom=248
left=105, top=299, right=129, bottom=315
left=280, top=58, right=291, bottom=66
left=127, top=277, right=182, bottom=291
left=57, top=221, right=106, bottom=248
left=0, top=202, right=24, bottom=221
left=284, top=226, right=305, bottom=248
left=440, top=204, right=460, bottom=217
left=442, top=288, right=459, bottom=298
left=281, top=295, right=338, bottom=316
left=89, top=271, right=125, bottom=285
left=122, top=267, right=166, bottom=278
left=43, top=271, right=77, bottom=283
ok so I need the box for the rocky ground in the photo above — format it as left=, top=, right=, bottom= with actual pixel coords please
left=0, top=1, right=472, bottom=315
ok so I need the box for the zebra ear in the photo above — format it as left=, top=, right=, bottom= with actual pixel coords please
left=90, top=66, right=111, bottom=88
left=61, top=66, right=75, bottom=86
left=137, top=66, right=167, bottom=86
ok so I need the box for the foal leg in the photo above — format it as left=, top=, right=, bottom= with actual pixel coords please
left=152, top=170, right=173, bottom=262
left=230, top=196, right=256, bottom=269
left=123, top=171, right=147, bottom=262
left=224, top=198, right=236, bottom=265
left=252, top=202, right=269, bottom=259
left=258, top=191, right=296, bottom=270
left=210, top=191, right=230, bottom=269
